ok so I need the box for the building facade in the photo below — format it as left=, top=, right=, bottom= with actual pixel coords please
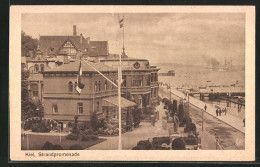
left=22, top=25, right=160, bottom=130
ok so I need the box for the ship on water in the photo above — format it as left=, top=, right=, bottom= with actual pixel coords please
left=207, top=59, right=233, bottom=71
left=159, top=70, right=175, bottom=76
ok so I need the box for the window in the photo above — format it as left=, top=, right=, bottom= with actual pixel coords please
left=133, top=76, right=142, bottom=87
left=40, top=64, right=44, bottom=72
left=31, top=83, right=38, bottom=97
left=52, top=104, right=58, bottom=113
left=147, top=75, right=151, bottom=86
left=112, top=80, right=115, bottom=90
left=155, top=73, right=158, bottom=81
left=50, top=48, right=54, bottom=51
left=77, top=103, right=83, bottom=114
left=122, top=75, right=126, bottom=87
left=105, top=81, right=107, bottom=91
left=34, top=64, right=39, bottom=73
left=151, top=88, right=153, bottom=98
left=68, top=81, right=73, bottom=92
left=154, top=88, right=157, bottom=97
left=98, top=81, right=101, bottom=92
left=96, top=102, right=100, bottom=112
left=75, top=82, right=77, bottom=91
left=94, top=81, right=98, bottom=92
left=41, top=83, right=44, bottom=95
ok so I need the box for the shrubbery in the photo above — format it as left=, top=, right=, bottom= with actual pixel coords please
left=42, top=141, right=63, bottom=150
left=31, top=123, right=51, bottom=133
left=66, top=133, right=79, bottom=140
left=172, top=137, right=186, bottom=150
left=184, top=122, right=196, bottom=134
left=132, top=140, right=152, bottom=150
left=42, top=141, right=53, bottom=150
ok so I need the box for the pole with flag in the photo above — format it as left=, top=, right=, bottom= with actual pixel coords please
left=118, top=15, right=125, bottom=150
left=76, top=60, right=85, bottom=94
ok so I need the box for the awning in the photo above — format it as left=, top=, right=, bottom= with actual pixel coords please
left=103, top=96, right=137, bottom=108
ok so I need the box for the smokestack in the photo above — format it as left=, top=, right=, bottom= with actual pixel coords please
left=73, top=25, right=77, bottom=36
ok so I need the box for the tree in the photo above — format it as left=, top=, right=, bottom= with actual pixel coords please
left=21, top=70, right=43, bottom=121
left=90, top=112, right=99, bottom=131
left=21, top=31, right=38, bottom=57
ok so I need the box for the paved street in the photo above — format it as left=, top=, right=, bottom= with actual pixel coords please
left=88, top=101, right=217, bottom=150
left=159, top=87, right=245, bottom=150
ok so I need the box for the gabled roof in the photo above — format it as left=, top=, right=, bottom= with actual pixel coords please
left=39, top=36, right=108, bottom=57
left=43, top=60, right=117, bottom=73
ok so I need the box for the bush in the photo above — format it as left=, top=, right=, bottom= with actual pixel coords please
left=165, top=100, right=172, bottom=106
left=190, top=123, right=196, bottom=132
left=52, top=144, right=63, bottom=150
left=152, top=137, right=170, bottom=145
left=66, top=133, right=79, bottom=140
left=172, top=138, right=186, bottom=150
left=69, top=144, right=83, bottom=150
left=162, top=98, right=168, bottom=104
left=83, top=129, right=94, bottom=135
left=31, top=123, right=51, bottom=133
left=183, top=137, right=198, bottom=145
left=42, top=141, right=53, bottom=150
left=137, top=140, right=152, bottom=150
left=182, top=116, right=192, bottom=126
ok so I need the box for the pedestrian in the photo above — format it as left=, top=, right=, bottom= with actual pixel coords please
left=204, top=104, right=207, bottom=111
left=243, top=118, right=245, bottom=127
left=219, top=108, right=221, bottom=116
left=222, top=108, right=225, bottom=115
left=224, top=107, right=227, bottom=115
left=216, top=109, right=218, bottom=116
left=173, top=113, right=179, bottom=133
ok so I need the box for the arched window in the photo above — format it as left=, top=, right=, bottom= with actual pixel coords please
left=40, top=64, right=44, bottom=72
left=35, top=64, right=39, bottom=73
left=68, top=81, right=73, bottom=92
left=98, top=81, right=101, bottom=92
left=75, top=82, right=77, bottom=91
left=94, top=81, right=98, bottom=92
left=104, top=81, right=107, bottom=91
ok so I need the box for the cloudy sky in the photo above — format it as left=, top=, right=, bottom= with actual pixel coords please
left=22, top=13, right=245, bottom=66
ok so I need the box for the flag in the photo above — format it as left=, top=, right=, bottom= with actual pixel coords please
left=76, top=61, right=85, bottom=94
left=119, top=17, right=124, bottom=28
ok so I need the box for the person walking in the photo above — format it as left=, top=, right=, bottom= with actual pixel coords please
left=243, top=118, right=245, bottom=127
left=204, top=104, right=207, bottom=112
left=216, top=109, right=218, bottom=116
left=224, top=107, right=227, bottom=115
left=219, top=108, right=221, bottom=116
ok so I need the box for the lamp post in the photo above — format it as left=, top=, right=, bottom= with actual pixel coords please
left=203, top=104, right=207, bottom=131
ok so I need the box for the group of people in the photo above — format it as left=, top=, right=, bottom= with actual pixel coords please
left=216, top=108, right=227, bottom=116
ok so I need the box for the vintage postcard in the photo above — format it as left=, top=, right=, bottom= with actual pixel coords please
left=10, top=5, right=255, bottom=161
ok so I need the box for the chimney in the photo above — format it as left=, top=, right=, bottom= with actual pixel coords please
left=80, top=33, right=83, bottom=44
left=86, top=37, right=90, bottom=45
left=73, top=25, right=77, bottom=36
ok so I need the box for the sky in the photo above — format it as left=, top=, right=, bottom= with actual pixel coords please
left=22, top=13, right=245, bottom=66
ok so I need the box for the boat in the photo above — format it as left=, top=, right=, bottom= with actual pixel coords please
left=159, top=70, right=175, bottom=76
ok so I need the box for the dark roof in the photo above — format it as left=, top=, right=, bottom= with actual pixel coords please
left=43, top=60, right=117, bottom=73
left=39, top=36, right=108, bottom=57
left=89, top=41, right=108, bottom=57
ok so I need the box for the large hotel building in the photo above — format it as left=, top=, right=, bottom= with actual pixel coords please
left=22, top=25, right=159, bottom=129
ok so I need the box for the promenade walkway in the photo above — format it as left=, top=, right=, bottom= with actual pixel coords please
left=88, top=102, right=216, bottom=150
left=161, top=86, right=245, bottom=133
